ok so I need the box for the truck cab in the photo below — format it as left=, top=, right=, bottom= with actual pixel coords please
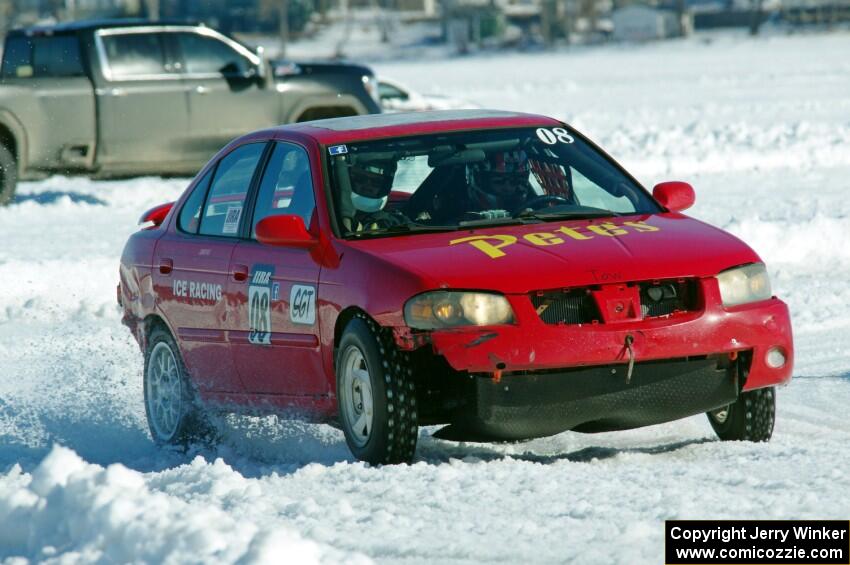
left=0, top=20, right=381, bottom=205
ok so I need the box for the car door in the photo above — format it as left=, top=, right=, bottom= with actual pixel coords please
left=93, top=28, right=191, bottom=168
left=170, top=29, right=278, bottom=161
left=227, top=141, right=326, bottom=396
left=152, top=142, right=268, bottom=393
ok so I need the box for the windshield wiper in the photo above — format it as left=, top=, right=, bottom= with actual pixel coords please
left=516, top=208, right=622, bottom=221
left=349, top=223, right=457, bottom=238
left=458, top=216, right=542, bottom=228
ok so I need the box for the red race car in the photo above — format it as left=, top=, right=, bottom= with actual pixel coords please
left=118, top=110, right=793, bottom=464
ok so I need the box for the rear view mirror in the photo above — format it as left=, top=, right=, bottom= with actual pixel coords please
left=652, top=181, right=695, bottom=212
left=256, top=215, right=317, bottom=248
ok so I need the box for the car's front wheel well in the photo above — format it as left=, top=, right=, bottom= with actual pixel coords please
left=332, top=306, right=466, bottom=427
left=334, top=306, right=373, bottom=350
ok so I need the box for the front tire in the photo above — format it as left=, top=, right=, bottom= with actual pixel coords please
left=336, top=316, right=418, bottom=464
left=707, top=387, right=775, bottom=442
left=0, top=144, right=17, bottom=206
left=143, top=326, right=213, bottom=448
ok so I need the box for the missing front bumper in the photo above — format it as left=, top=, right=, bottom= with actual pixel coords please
left=435, top=355, right=739, bottom=442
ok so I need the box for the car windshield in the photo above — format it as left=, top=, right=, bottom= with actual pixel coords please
left=328, top=126, right=660, bottom=238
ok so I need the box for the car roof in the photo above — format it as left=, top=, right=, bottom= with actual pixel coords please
left=279, top=109, right=563, bottom=145
left=10, top=18, right=200, bottom=36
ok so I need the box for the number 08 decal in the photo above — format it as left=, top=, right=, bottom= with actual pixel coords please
left=290, top=285, right=316, bottom=325
left=536, top=127, right=575, bottom=145
left=248, top=265, right=275, bottom=345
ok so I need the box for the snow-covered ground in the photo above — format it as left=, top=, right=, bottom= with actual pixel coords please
left=2, top=32, right=850, bottom=564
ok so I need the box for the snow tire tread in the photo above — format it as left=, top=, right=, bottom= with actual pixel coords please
left=338, top=314, right=418, bottom=465
left=708, top=387, right=775, bottom=443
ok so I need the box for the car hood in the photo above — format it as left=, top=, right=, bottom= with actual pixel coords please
left=342, top=213, right=761, bottom=294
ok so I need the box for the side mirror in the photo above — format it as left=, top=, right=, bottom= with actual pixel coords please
left=652, top=181, right=695, bottom=212
left=256, top=215, right=317, bottom=248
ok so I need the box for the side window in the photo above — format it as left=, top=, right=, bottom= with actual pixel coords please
left=1, top=36, right=33, bottom=78
left=176, top=32, right=251, bottom=76
left=252, top=143, right=314, bottom=235
left=100, top=33, right=166, bottom=79
left=199, top=143, right=266, bottom=237
left=178, top=169, right=213, bottom=234
left=33, top=36, right=84, bottom=77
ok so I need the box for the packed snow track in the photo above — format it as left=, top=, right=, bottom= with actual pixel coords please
left=1, top=32, right=849, bottom=564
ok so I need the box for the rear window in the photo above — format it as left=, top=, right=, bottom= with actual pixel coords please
left=1, top=35, right=84, bottom=79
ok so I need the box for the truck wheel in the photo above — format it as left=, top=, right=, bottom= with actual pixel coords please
left=707, top=387, right=775, bottom=442
left=336, top=315, right=418, bottom=464
left=0, top=144, right=17, bottom=206
left=144, top=326, right=214, bottom=448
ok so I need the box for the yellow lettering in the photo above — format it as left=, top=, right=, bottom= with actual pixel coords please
left=624, top=221, right=660, bottom=232
left=523, top=232, right=565, bottom=246
left=450, top=235, right=517, bottom=259
left=587, top=222, right=628, bottom=237
left=556, top=226, right=592, bottom=240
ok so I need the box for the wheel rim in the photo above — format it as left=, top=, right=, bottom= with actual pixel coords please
left=711, top=406, right=730, bottom=424
left=339, top=345, right=374, bottom=448
left=146, top=342, right=183, bottom=441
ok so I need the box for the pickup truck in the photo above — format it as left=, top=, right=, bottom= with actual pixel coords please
left=0, top=19, right=382, bottom=205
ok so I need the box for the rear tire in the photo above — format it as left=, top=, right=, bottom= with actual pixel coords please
left=336, top=315, right=418, bottom=464
left=707, top=387, right=775, bottom=442
left=0, top=144, right=17, bottom=206
left=143, top=326, right=215, bottom=448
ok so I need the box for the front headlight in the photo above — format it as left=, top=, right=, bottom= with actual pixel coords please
left=717, top=263, right=772, bottom=307
left=404, top=291, right=514, bottom=329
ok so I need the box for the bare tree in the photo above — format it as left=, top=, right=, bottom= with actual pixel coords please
left=145, top=0, right=160, bottom=20
left=335, top=0, right=355, bottom=58
left=0, top=0, right=13, bottom=35
left=675, top=0, right=687, bottom=36
left=748, top=0, right=764, bottom=35
left=279, top=0, right=289, bottom=57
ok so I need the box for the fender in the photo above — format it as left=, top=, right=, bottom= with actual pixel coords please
left=285, top=93, right=368, bottom=124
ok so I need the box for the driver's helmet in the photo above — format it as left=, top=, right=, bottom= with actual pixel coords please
left=473, top=150, right=531, bottom=200
left=349, top=159, right=397, bottom=213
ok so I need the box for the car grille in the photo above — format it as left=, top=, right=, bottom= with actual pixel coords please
left=531, top=290, right=600, bottom=325
left=531, top=279, right=699, bottom=325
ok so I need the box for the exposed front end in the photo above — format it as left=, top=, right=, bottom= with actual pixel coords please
left=404, top=274, right=793, bottom=441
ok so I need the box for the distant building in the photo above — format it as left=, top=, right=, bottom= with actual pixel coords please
left=611, top=4, right=682, bottom=40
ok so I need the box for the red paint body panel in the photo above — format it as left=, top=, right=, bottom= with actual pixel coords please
left=152, top=233, right=240, bottom=392
left=118, top=111, right=794, bottom=426
left=226, top=240, right=325, bottom=395
left=429, top=289, right=793, bottom=391
left=338, top=213, right=761, bottom=295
